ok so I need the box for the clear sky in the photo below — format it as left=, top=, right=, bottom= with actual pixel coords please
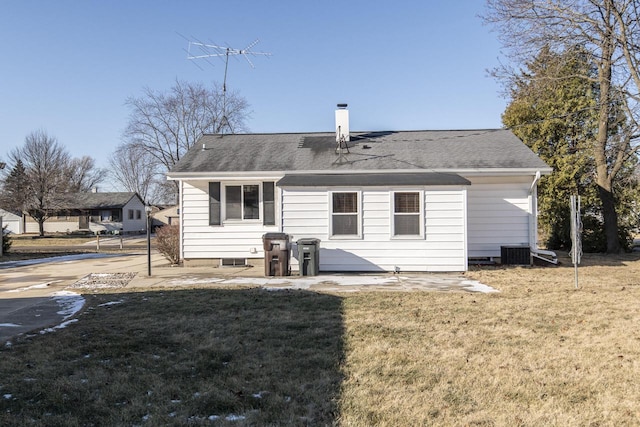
left=0, top=1, right=506, bottom=173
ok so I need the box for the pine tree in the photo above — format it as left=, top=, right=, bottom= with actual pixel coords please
left=0, top=159, right=29, bottom=214
left=503, top=46, right=639, bottom=251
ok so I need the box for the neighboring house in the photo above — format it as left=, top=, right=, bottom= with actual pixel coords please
left=24, top=192, right=148, bottom=234
left=167, top=105, right=552, bottom=272
left=0, top=209, right=24, bottom=234
left=153, top=205, right=180, bottom=226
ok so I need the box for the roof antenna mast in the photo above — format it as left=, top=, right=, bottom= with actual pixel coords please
left=186, top=39, right=271, bottom=135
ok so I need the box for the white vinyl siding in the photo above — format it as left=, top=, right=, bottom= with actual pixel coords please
left=182, top=180, right=279, bottom=260
left=467, top=178, right=532, bottom=258
left=282, top=186, right=467, bottom=272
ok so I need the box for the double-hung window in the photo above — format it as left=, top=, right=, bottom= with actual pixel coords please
left=331, top=192, right=360, bottom=237
left=393, top=192, right=422, bottom=237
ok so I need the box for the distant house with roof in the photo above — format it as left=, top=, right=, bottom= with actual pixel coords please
left=24, top=191, right=147, bottom=234
left=167, top=105, right=552, bottom=272
left=0, top=209, right=24, bottom=234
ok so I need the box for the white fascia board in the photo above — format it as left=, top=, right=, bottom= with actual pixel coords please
left=167, top=171, right=286, bottom=181
left=453, top=168, right=553, bottom=176
left=167, top=167, right=552, bottom=180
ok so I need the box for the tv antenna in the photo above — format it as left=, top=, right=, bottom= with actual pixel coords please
left=186, top=39, right=271, bottom=134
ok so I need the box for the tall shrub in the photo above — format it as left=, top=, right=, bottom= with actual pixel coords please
left=156, top=224, right=180, bottom=265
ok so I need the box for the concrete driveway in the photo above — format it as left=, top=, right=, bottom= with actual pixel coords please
left=0, top=252, right=496, bottom=343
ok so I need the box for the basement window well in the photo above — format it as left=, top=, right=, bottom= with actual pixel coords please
left=221, top=258, right=247, bottom=267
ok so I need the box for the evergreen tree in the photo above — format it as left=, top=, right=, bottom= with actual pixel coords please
left=0, top=159, right=29, bottom=214
left=503, top=46, right=639, bottom=251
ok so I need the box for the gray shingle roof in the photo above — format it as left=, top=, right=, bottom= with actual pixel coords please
left=59, top=192, right=140, bottom=210
left=169, top=129, right=550, bottom=175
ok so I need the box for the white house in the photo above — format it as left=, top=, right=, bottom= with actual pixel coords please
left=167, top=105, right=552, bottom=272
left=24, top=192, right=148, bottom=234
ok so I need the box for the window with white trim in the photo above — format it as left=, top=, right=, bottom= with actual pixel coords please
left=331, top=192, right=360, bottom=237
left=393, top=192, right=421, bottom=237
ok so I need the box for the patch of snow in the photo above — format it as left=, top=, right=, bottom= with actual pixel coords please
left=142, top=414, right=150, bottom=421
left=51, top=291, right=85, bottom=319
left=460, top=280, right=500, bottom=293
left=0, top=323, right=21, bottom=327
left=226, top=414, right=246, bottom=421
left=252, top=391, right=266, bottom=399
left=208, top=415, right=220, bottom=421
left=98, top=300, right=124, bottom=307
left=5, top=341, right=12, bottom=348
left=168, top=412, right=177, bottom=418
left=170, top=399, right=181, bottom=403
left=40, top=319, right=79, bottom=334
left=3, top=394, right=12, bottom=400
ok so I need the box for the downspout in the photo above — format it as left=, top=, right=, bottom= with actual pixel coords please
left=529, top=171, right=558, bottom=264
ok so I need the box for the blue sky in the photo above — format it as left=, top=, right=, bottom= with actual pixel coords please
left=1, top=1, right=506, bottom=172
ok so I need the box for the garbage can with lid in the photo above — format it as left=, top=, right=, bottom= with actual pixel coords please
left=297, top=238, right=320, bottom=276
left=262, top=233, right=291, bottom=276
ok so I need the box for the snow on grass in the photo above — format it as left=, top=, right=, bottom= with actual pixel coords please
left=51, top=291, right=85, bottom=319
left=460, top=279, right=500, bottom=293
left=34, top=291, right=85, bottom=335
left=39, top=319, right=79, bottom=334
left=98, top=300, right=124, bottom=307
left=0, top=323, right=21, bottom=327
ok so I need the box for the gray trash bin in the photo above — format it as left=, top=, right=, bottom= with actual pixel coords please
left=297, top=238, right=320, bottom=276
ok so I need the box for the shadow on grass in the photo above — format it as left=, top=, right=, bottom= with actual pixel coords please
left=0, top=288, right=345, bottom=426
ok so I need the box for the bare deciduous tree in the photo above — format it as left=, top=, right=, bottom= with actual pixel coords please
left=109, top=144, right=157, bottom=203
left=10, top=130, right=70, bottom=236
left=3, top=130, right=104, bottom=236
left=122, top=80, right=250, bottom=196
left=66, top=156, right=106, bottom=193
left=484, top=0, right=640, bottom=253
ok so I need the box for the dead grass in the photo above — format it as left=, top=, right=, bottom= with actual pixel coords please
left=2, top=252, right=640, bottom=425
left=2, top=235, right=146, bottom=261
left=8, top=234, right=97, bottom=247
